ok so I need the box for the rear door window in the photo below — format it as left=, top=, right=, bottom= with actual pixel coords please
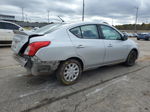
left=70, top=27, right=82, bottom=38
left=81, top=25, right=99, bottom=39
left=70, top=25, right=100, bottom=39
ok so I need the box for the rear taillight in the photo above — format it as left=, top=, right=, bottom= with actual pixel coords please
left=24, top=41, right=50, bottom=56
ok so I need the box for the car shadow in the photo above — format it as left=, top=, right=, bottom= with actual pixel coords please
left=21, top=63, right=130, bottom=88
left=24, top=73, right=57, bottom=86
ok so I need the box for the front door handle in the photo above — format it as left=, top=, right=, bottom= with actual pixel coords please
left=77, top=45, right=85, bottom=48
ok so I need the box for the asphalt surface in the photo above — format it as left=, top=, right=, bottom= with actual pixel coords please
left=0, top=38, right=150, bottom=112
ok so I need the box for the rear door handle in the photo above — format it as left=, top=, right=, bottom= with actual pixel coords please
left=77, top=45, right=85, bottom=48
left=108, top=44, right=112, bottom=47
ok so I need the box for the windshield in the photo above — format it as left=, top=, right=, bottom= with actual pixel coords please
left=34, top=23, right=64, bottom=34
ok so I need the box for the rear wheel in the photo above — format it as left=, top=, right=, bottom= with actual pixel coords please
left=56, top=59, right=82, bottom=85
left=125, top=50, right=137, bottom=66
left=137, top=38, right=140, bottom=40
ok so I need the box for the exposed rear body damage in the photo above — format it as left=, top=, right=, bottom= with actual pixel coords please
left=12, top=30, right=60, bottom=75
left=12, top=30, right=43, bottom=55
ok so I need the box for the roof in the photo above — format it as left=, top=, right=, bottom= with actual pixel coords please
left=60, top=21, right=123, bottom=36
left=62, top=21, right=110, bottom=29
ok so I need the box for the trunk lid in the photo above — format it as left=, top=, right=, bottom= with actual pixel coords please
left=11, top=30, right=42, bottom=54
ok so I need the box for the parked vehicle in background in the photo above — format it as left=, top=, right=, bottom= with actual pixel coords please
left=137, top=33, right=150, bottom=41
left=11, top=22, right=139, bottom=85
left=132, top=33, right=138, bottom=37
left=122, top=32, right=129, bottom=37
left=0, top=21, right=22, bottom=46
left=127, top=33, right=134, bottom=37
left=122, top=32, right=136, bottom=37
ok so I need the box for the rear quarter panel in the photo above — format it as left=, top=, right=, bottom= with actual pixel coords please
left=31, top=29, right=78, bottom=61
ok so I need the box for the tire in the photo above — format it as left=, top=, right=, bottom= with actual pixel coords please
left=137, top=38, right=140, bottom=40
left=125, top=50, right=138, bottom=66
left=147, top=38, right=150, bottom=41
left=56, top=59, right=82, bottom=85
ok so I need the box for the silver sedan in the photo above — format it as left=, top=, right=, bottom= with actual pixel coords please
left=11, top=22, right=139, bottom=85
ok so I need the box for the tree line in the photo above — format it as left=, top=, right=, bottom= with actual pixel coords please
left=115, top=23, right=150, bottom=30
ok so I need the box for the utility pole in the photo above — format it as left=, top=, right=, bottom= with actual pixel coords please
left=25, top=14, right=28, bottom=22
left=48, top=10, right=50, bottom=23
left=135, top=7, right=139, bottom=33
left=82, top=0, right=85, bottom=21
left=21, top=7, right=24, bottom=21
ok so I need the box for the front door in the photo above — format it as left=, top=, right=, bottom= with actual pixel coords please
left=99, top=25, right=128, bottom=64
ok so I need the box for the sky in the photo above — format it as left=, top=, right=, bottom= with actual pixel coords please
left=0, top=0, right=150, bottom=25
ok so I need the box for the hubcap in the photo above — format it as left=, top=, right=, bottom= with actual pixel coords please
left=64, top=63, right=79, bottom=82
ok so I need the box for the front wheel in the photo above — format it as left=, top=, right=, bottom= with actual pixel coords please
left=56, top=59, right=82, bottom=85
left=124, top=50, right=138, bottom=66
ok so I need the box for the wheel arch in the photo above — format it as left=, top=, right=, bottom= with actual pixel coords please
left=130, top=48, right=139, bottom=59
left=61, top=57, right=84, bottom=70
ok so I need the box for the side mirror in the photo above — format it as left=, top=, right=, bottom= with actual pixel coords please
left=122, top=35, right=128, bottom=41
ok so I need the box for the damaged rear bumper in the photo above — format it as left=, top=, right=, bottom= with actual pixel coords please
left=13, top=54, right=60, bottom=75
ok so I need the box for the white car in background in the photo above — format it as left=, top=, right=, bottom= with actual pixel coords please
left=0, top=21, right=22, bottom=46
left=11, top=22, right=139, bottom=85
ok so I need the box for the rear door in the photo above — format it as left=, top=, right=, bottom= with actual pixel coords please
left=99, top=25, right=128, bottom=64
left=69, top=24, right=106, bottom=69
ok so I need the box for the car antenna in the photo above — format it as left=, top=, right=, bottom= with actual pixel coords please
left=103, top=22, right=109, bottom=24
left=58, top=16, right=64, bottom=22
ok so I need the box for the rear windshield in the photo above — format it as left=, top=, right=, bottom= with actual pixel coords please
left=34, top=23, right=64, bottom=34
